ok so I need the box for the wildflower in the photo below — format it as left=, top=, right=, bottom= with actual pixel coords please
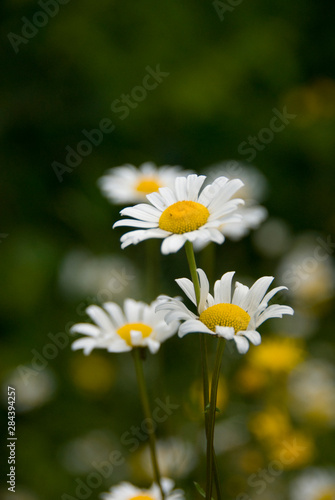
left=290, top=467, right=335, bottom=500
left=248, top=336, right=305, bottom=373
left=158, top=269, right=294, bottom=354
left=98, top=162, right=190, bottom=204
left=113, top=174, right=244, bottom=254
left=139, top=438, right=197, bottom=480
left=70, top=298, right=178, bottom=355
left=101, top=478, right=185, bottom=500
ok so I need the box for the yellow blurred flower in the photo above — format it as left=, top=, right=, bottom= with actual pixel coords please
left=249, top=337, right=305, bottom=374
left=269, top=431, right=315, bottom=470
left=238, top=448, right=265, bottom=474
left=249, top=406, right=291, bottom=442
left=70, top=352, right=115, bottom=395
left=235, top=364, right=267, bottom=394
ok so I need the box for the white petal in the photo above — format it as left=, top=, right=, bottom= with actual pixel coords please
left=107, top=338, right=132, bottom=353
left=234, top=335, right=250, bottom=354
left=123, top=298, right=143, bottom=322
left=158, top=186, right=178, bottom=205
left=256, top=304, right=294, bottom=327
left=70, top=323, right=101, bottom=337
left=120, top=228, right=168, bottom=248
left=146, top=191, right=167, bottom=210
left=178, top=320, right=213, bottom=337
left=261, top=286, right=288, bottom=305
left=186, top=174, right=206, bottom=201
left=146, top=338, right=161, bottom=353
left=197, top=268, right=210, bottom=313
left=214, top=271, right=235, bottom=304
left=232, top=282, right=250, bottom=308
left=175, top=176, right=188, bottom=200
left=161, top=234, right=186, bottom=254
left=245, top=276, right=274, bottom=313
left=240, top=330, right=261, bottom=345
left=130, top=329, right=143, bottom=345
left=71, top=338, right=97, bottom=354
left=103, top=302, right=125, bottom=328
left=120, top=203, right=161, bottom=221
left=215, top=326, right=235, bottom=339
left=86, top=305, right=113, bottom=331
left=113, top=219, right=158, bottom=228
left=175, top=277, right=197, bottom=306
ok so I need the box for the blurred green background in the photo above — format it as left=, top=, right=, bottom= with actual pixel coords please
left=1, top=0, right=335, bottom=499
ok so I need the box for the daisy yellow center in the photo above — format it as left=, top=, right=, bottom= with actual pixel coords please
left=199, top=303, right=251, bottom=333
left=129, top=496, right=154, bottom=500
left=159, top=200, right=210, bottom=234
left=116, top=323, right=153, bottom=346
left=135, top=177, right=161, bottom=194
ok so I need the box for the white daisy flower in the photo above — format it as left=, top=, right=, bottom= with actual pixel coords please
left=290, top=467, right=335, bottom=500
left=206, top=160, right=268, bottom=202
left=139, top=437, right=198, bottom=480
left=113, top=174, right=244, bottom=255
left=101, top=478, right=185, bottom=500
left=70, top=298, right=179, bottom=355
left=157, top=269, right=294, bottom=354
left=98, top=162, right=191, bottom=204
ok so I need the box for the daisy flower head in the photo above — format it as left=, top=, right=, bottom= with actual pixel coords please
left=98, top=162, right=191, bottom=204
left=113, top=174, right=245, bottom=254
left=158, top=269, right=294, bottom=354
left=290, top=467, right=335, bottom=500
left=70, top=298, right=179, bottom=355
left=101, top=478, right=185, bottom=500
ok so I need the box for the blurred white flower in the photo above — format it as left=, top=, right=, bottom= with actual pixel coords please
left=71, top=298, right=179, bottom=355
left=139, top=437, right=197, bottom=479
left=212, top=417, right=249, bottom=454
left=200, top=160, right=268, bottom=243
left=98, top=162, right=191, bottom=204
left=101, top=478, right=185, bottom=500
left=205, top=160, right=268, bottom=202
left=288, top=359, right=335, bottom=427
left=59, top=430, right=116, bottom=474
left=290, top=467, right=335, bottom=500
left=277, top=234, right=335, bottom=307
left=2, top=368, right=56, bottom=413
left=58, top=250, right=138, bottom=301
left=253, top=217, right=293, bottom=258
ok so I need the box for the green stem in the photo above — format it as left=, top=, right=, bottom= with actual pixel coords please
left=185, top=240, right=201, bottom=304
left=146, top=239, right=159, bottom=301
left=132, top=348, right=164, bottom=500
left=184, top=241, right=222, bottom=500
left=206, top=339, right=225, bottom=500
